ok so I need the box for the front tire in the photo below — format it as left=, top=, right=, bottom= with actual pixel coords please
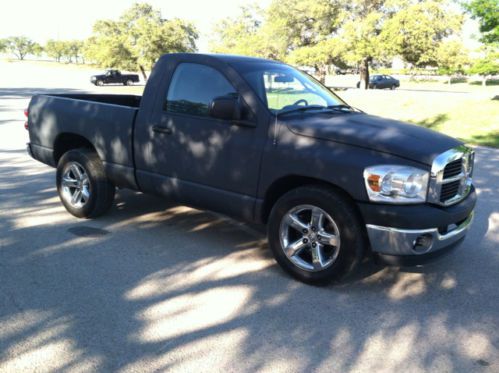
left=268, top=186, right=366, bottom=284
left=96, top=80, right=103, bottom=86
left=125, top=79, right=133, bottom=86
left=56, top=148, right=115, bottom=218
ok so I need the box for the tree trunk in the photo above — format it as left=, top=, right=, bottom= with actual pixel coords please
left=315, top=64, right=326, bottom=84
left=359, top=57, right=370, bottom=90
left=139, top=65, right=148, bottom=81
left=482, top=76, right=487, bottom=87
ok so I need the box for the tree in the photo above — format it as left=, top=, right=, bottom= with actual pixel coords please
left=84, top=20, right=135, bottom=70
left=436, top=40, right=470, bottom=77
left=287, top=39, right=347, bottom=82
left=45, top=40, right=66, bottom=62
left=469, top=50, right=499, bottom=85
left=85, top=3, right=198, bottom=78
left=265, top=0, right=345, bottom=52
left=66, top=40, right=84, bottom=63
left=0, top=39, right=6, bottom=53
left=465, top=0, right=499, bottom=44
left=210, top=5, right=273, bottom=58
left=342, top=7, right=386, bottom=89
left=4, top=36, right=42, bottom=60
left=381, top=0, right=463, bottom=68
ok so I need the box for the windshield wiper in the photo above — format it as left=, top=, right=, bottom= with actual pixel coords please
left=277, top=105, right=329, bottom=116
left=327, top=104, right=362, bottom=113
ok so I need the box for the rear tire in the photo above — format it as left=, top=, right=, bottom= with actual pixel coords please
left=56, top=148, right=115, bottom=218
left=268, top=185, right=366, bottom=285
left=125, top=79, right=133, bottom=86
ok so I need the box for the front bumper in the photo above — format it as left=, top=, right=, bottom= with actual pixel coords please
left=366, top=211, right=473, bottom=257
left=359, top=188, right=476, bottom=263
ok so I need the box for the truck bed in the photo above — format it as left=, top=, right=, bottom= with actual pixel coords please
left=28, top=93, right=140, bottom=189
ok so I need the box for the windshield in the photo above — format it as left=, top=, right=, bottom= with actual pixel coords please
left=239, top=63, right=347, bottom=114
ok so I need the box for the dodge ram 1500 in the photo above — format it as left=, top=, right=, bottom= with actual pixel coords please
left=26, top=53, right=476, bottom=284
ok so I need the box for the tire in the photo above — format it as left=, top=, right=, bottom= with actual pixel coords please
left=372, top=84, right=377, bottom=89
left=125, top=79, right=133, bottom=86
left=96, top=80, right=103, bottom=86
left=390, top=84, right=396, bottom=90
left=268, top=185, right=366, bottom=285
left=56, top=148, right=115, bottom=218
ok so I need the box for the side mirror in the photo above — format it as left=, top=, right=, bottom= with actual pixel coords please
left=209, top=95, right=240, bottom=121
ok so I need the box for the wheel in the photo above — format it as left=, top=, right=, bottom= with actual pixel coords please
left=268, top=186, right=366, bottom=284
left=372, top=84, right=377, bottom=89
left=390, top=84, right=396, bottom=90
left=125, top=79, right=133, bottom=86
left=96, top=80, right=103, bottom=86
left=56, top=148, right=115, bottom=218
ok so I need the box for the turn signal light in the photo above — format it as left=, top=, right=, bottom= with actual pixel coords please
left=367, top=174, right=381, bottom=192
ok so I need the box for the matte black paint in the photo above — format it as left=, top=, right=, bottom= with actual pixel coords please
left=28, top=53, right=474, bottom=228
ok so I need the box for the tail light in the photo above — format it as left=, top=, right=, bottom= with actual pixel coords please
left=24, top=108, right=29, bottom=130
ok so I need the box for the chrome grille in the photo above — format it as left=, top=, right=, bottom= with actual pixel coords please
left=440, top=179, right=461, bottom=203
left=443, top=159, right=463, bottom=179
left=428, top=146, right=474, bottom=206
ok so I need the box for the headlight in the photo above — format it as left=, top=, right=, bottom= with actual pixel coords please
left=363, top=165, right=429, bottom=203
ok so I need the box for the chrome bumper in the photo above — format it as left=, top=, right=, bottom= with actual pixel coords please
left=366, top=212, right=474, bottom=256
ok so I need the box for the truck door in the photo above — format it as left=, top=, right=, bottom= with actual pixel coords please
left=134, top=61, right=269, bottom=221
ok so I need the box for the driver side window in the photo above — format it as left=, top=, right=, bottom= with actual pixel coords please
left=165, top=63, right=237, bottom=117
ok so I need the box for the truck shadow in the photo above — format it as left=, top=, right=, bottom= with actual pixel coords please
left=0, top=148, right=498, bottom=372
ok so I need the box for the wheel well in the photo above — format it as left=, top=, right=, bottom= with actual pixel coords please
left=53, top=133, right=95, bottom=164
left=261, top=175, right=357, bottom=223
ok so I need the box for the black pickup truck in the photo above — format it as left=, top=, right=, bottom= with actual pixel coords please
left=90, top=69, right=140, bottom=86
left=26, top=53, right=476, bottom=284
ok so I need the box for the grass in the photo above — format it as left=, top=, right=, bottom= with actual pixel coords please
left=338, top=89, right=499, bottom=148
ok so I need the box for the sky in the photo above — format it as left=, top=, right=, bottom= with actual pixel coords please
left=0, top=0, right=271, bottom=52
left=0, top=0, right=480, bottom=52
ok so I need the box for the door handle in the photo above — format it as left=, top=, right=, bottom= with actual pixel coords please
left=152, top=125, right=172, bottom=135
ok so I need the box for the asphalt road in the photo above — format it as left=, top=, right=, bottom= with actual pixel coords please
left=0, top=61, right=498, bottom=373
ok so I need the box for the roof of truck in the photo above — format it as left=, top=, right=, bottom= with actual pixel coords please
left=162, top=52, right=282, bottom=65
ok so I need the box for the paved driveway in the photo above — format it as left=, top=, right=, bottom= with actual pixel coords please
left=0, top=62, right=498, bottom=372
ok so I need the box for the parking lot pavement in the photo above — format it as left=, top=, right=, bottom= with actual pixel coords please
left=1, top=66, right=498, bottom=372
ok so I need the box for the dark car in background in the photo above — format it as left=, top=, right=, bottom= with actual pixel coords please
left=357, top=75, right=400, bottom=89
left=90, top=69, right=139, bottom=86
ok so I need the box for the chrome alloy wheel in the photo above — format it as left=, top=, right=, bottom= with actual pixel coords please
left=279, top=204, right=341, bottom=272
left=61, top=162, right=90, bottom=208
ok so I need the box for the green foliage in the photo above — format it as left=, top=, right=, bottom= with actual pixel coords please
left=468, top=50, right=499, bottom=75
left=342, top=11, right=385, bottom=65
left=435, top=40, right=470, bottom=74
left=3, top=36, right=42, bottom=60
left=381, top=0, right=463, bottom=67
left=45, top=40, right=67, bottom=62
left=209, top=5, right=283, bottom=58
left=465, top=0, right=499, bottom=44
left=265, top=0, right=345, bottom=50
left=211, top=0, right=469, bottom=86
left=84, top=2, right=198, bottom=72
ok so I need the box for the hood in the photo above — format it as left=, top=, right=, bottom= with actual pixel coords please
left=285, top=113, right=461, bottom=165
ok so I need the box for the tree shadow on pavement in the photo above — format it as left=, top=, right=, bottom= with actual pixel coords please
left=0, top=148, right=498, bottom=372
